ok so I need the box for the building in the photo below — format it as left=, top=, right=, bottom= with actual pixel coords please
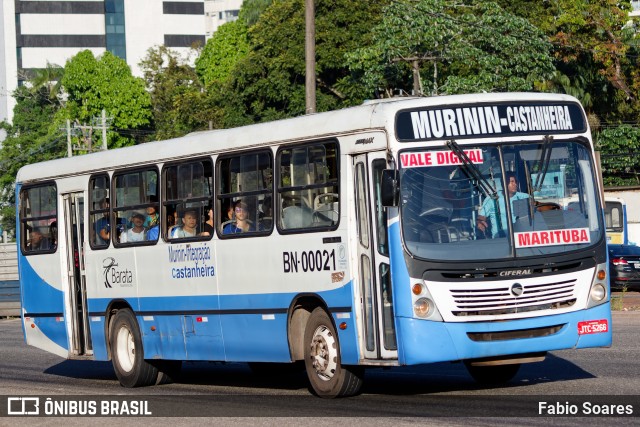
left=0, top=0, right=207, bottom=127
left=204, top=0, right=242, bottom=39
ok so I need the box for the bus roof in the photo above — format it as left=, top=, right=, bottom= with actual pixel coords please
left=16, top=92, right=582, bottom=183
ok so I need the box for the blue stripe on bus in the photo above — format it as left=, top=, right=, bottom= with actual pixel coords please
left=84, top=282, right=360, bottom=363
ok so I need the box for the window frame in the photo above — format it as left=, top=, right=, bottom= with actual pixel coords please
left=275, top=139, right=340, bottom=235
left=112, top=166, right=160, bottom=247
left=162, top=157, right=214, bottom=243
left=19, top=182, right=58, bottom=256
left=216, top=149, right=274, bottom=239
left=88, top=173, right=111, bottom=250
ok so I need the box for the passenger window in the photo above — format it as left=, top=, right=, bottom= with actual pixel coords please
left=277, top=141, right=339, bottom=232
left=20, top=184, right=57, bottom=254
left=163, top=159, right=213, bottom=241
left=113, top=168, right=159, bottom=245
left=217, top=151, right=273, bottom=236
left=89, top=174, right=111, bottom=248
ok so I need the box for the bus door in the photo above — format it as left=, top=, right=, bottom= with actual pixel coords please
left=62, top=192, right=92, bottom=356
left=353, top=153, right=397, bottom=360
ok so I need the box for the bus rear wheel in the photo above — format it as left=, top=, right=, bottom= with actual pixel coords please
left=304, top=307, right=363, bottom=398
left=464, top=362, right=520, bottom=385
left=110, top=309, right=159, bottom=388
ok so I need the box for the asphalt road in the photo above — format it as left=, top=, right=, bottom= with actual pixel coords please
left=1, top=313, right=639, bottom=426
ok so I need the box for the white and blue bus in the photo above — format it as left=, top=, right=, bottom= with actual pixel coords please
left=17, top=93, right=612, bottom=397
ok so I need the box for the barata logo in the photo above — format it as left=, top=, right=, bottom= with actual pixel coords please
left=103, top=257, right=133, bottom=288
left=7, top=397, right=40, bottom=415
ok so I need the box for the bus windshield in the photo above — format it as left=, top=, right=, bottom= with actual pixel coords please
left=399, top=140, right=603, bottom=261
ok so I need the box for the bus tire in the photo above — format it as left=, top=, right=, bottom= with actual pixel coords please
left=110, top=309, right=158, bottom=388
left=304, top=307, right=363, bottom=398
left=464, top=362, right=520, bottom=385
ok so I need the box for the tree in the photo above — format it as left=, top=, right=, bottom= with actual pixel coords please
left=141, top=46, right=217, bottom=140
left=28, top=61, right=64, bottom=103
left=239, top=0, right=273, bottom=27
left=60, top=50, right=152, bottom=148
left=596, top=125, right=640, bottom=186
left=218, top=0, right=388, bottom=124
left=0, top=85, right=66, bottom=235
left=348, top=0, right=554, bottom=97
left=195, top=21, right=250, bottom=87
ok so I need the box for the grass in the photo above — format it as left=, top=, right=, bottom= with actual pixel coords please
left=610, top=285, right=628, bottom=311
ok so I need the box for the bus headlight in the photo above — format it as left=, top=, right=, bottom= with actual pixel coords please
left=586, top=262, right=608, bottom=309
left=590, top=283, right=606, bottom=302
left=414, top=298, right=433, bottom=318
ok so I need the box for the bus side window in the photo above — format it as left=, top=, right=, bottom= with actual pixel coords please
left=216, top=150, right=272, bottom=237
left=113, top=168, right=158, bottom=246
left=277, top=141, right=339, bottom=232
left=20, top=184, right=57, bottom=255
left=89, top=174, right=110, bottom=249
left=163, top=158, right=213, bottom=241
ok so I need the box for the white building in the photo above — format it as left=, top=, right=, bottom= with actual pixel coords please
left=204, top=0, right=242, bottom=39
left=0, top=0, right=206, bottom=126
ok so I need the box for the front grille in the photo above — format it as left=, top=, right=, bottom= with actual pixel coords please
left=450, top=278, right=577, bottom=317
left=467, top=324, right=565, bottom=341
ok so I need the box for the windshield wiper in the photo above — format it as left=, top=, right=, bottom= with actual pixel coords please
left=446, top=140, right=497, bottom=201
left=533, top=135, right=553, bottom=192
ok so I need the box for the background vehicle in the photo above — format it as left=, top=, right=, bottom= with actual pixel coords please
left=17, top=93, right=612, bottom=397
left=608, top=244, right=640, bottom=291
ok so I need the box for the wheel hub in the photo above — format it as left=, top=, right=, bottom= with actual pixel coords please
left=309, top=325, right=338, bottom=381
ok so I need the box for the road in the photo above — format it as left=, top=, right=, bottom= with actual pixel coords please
left=1, top=313, right=639, bottom=426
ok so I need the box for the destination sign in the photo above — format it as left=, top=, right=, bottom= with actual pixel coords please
left=396, top=102, right=587, bottom=142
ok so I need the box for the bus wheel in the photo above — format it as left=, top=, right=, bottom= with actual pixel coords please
left=304, top=307, right=363, bottom=398
left=464, top=362, right=520, bottom=385
left=110, top=309, right=158, bottom=388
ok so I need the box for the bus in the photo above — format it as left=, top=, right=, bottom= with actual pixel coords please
left=604, top=197, right=628, bottom=245
left=16, top=93, right=612, bottom=397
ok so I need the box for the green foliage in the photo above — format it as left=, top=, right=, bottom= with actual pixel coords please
left=218, top=0, right=387, bottom=124
left=61, top=50, right=152, bottom=147
left=141, top=46, right=218, bottom=140
left=348, top=0, right=554, bottom=96
left=239, top=0, right=273, bottom=26
left=195, top=21, right=250, bottom=87
left=596, top=125, right=640, bottom=186
left=0, top=86, right=66, bottom=234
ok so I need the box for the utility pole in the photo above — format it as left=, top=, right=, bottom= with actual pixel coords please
left=62, top=109, right=111, bottom=156
left=66, top=120, right=72, bottom=157
left=305, top=0, right=316, bottom=114
left=101, top=109, right=107, bottom=150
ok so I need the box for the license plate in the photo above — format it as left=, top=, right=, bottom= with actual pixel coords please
left=578, top=319, right=609, bottom=335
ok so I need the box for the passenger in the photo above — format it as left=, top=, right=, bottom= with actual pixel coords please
left=95, top=198, right=112, bottom=245
left=223, top=201, right=254, bottom=234
left=476, top=172, right=529, bottom=238
left=202, top=205, right=214, bottom=236
left=121, top=213, right=146, bottom=243
left=26, top=228, right=49, bottom=251
left=224, top=201, right=234, bottom=222
left=167, top=210, right=177, bottom=228
left=145, top=196, right=160, bottom=241
left=144, top=196, right=159, bottom=228
left=49, top=220, right=58, bottom=248
left=171, top=209, right=199, bottom=238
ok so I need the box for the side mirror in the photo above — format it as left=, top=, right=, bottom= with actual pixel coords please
left=381, top=169, right=399, bottom=207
